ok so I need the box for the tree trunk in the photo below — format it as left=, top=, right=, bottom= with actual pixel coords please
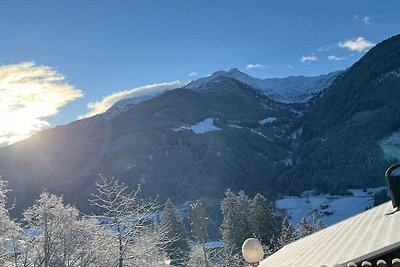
left=202, top=242, right=209, bottom=267
left=118, top=223, right=123, bottom=267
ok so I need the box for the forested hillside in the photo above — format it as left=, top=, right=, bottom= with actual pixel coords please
left=280, top=35, right=400, bottom=195
left=1, top=35, right=399, bottom=216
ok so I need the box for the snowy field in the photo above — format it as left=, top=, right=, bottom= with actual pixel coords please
left=380, top=131, right=400, bottom=160
left=173, top=118, right=221, bottom=134
left=276, top=187, right=386, bottom=227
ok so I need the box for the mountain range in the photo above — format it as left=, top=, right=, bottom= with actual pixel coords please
left=1, top=34, right=399, bottom=215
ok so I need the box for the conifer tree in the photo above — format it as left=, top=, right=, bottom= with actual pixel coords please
left=251, top=193, right=277, bottom=246
left=313, top=218, right=325, bottom=232
left=161, top=199, right=190, bottom=266
left=297, top=217, right=313, bottom=239
left=220, top=190, right=254, bottom=254
left=278, top=217, right=295, bottom=248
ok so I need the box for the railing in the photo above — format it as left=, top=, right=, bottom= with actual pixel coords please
left=345, top=258, right=400, bottom=267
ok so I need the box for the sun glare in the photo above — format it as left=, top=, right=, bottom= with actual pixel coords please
left=0, top=62, right=83, bottom=146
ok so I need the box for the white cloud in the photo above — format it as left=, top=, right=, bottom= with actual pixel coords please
left=0, top=62, right=83, bottom=146
left=79, top=80, right=188, bottom=119
left=188, top=72, right=198, bottom=77
left=317, top=45, right=331, bottom=52
left=288, top=64, right=294, bottom=69
left=354, top=15, right=373, bottom=25
left=338, top=37, right=375, bottom=52
left=300, top=56, right=318, bottom=63
left=328, top=55, right=346, bottom=61
left=245, top=64, right=265, bottom=70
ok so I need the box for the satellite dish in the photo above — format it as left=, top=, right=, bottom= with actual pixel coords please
left=385, top=163, right=400, bottom=210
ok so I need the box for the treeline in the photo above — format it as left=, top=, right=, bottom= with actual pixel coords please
left=218, top=190, right=324, bottom=262
left=1, top=177, right=324, bottom=267
left=0, top=176, right=193, bottom=267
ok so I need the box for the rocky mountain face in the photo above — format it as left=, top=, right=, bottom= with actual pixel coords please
left=1, top=34, right=399, bottom=215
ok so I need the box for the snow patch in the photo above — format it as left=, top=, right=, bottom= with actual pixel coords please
left=290, top=108, right=304, bottom=116
left=173, top=126, right=191, bottom=132
left=192, top=118, right=221, bottom=134
left=173, top=118, right=221, bottom=134
left=250, top=129, right=267, bottom=138
left=284, top=157, right=293, bottom=166
left=228, top=124, right=243, bottom=129
left=380, top=131, right=400, bottom=160
left=259, top=117, right=277, bottom=125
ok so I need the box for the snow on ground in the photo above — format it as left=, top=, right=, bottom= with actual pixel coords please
left=276, top=187, right=386, bottom=228
left=173, top=118, right=221, bottom=134
left=290, top=108, right=303, bottom=116
left=185, top=68, right=341, bottom=103
left=283, top=157, right=293, bottom=166
left=228, top=124, right=243, bottom=129
left=190, top=241, right=224, bottom=250
left=380, top=131, right=400, bottom=160
left=204, top=241, right=223, bottom=249
left=251, top=129, right=267, bottom=138
left=192, top=118, right=221, bottom=134
left=259, top=117, right=277, bottom=125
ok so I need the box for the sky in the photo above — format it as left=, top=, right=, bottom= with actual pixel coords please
left=0, top=0, right=399, bottom=145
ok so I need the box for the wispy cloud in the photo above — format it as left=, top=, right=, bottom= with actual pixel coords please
left=300, top=55, right=318, bottom=63
left=354, top=15, right=373, bottom=25
left=79, top=80, right=188, bottom=119
left=328, top=55, right=346, bottom=61
left=288, top=64, right=294, bottom=69
left=317, top=45, right=331, bottom=52
left=338, top=37, right=375, bottom=52
left=188, top=72, right=198, bottom=77
left=0, top=62, right=83, bottom=146
left=245, top=64, right=265, bottom=70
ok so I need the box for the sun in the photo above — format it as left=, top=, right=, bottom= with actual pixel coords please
left=0, top=62, right=82, bottom=146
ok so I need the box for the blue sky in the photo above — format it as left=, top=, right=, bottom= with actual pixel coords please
left=0, top=0, right=399, bottom=145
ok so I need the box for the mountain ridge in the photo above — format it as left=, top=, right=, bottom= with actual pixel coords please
left=105, top=68, right=341, bottom=119
left=185, top=68, right=342, bottom=103
left=1, top=35, right=400, bottom=216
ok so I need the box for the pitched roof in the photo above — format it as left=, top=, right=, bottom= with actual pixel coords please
left=260, top=201, right=400, bottom=267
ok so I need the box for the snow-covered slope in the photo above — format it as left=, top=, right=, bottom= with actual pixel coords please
left=380, top=131, right=400, bottom=160
left=276, top=187, right=386, bottom=227
left=185, top=68, right=342, bottom=103
left=103, top=68, right=341, bottom=119
left=173, top=118, right=221, bottom=134
left=104, top=95, right=155, bottom=119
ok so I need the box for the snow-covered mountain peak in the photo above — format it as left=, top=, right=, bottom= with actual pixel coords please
left=185, top=68, right=342, bottom=103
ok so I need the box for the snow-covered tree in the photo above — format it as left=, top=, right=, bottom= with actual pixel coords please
left=313, top=219, right=325, bottom=232
left=220, top=190, right=254, bottom=254
left=188, top=246, right=209, bottom=267
left=160, top=199, right=190, bottom=266
left=309, top=213, right=325, bottom=233
left=189, top=201, right=209, bottom=267
left=90, top=175, right=169, bottom=267
left=22, top=192, right=110, bottom=267
left=297, top=217, right=313, bottom=239
left=0, top=179, right=24, bottom=267
left=250, top=193, right=278, bottom=247
left=278, top=217, right=295, bottom=248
